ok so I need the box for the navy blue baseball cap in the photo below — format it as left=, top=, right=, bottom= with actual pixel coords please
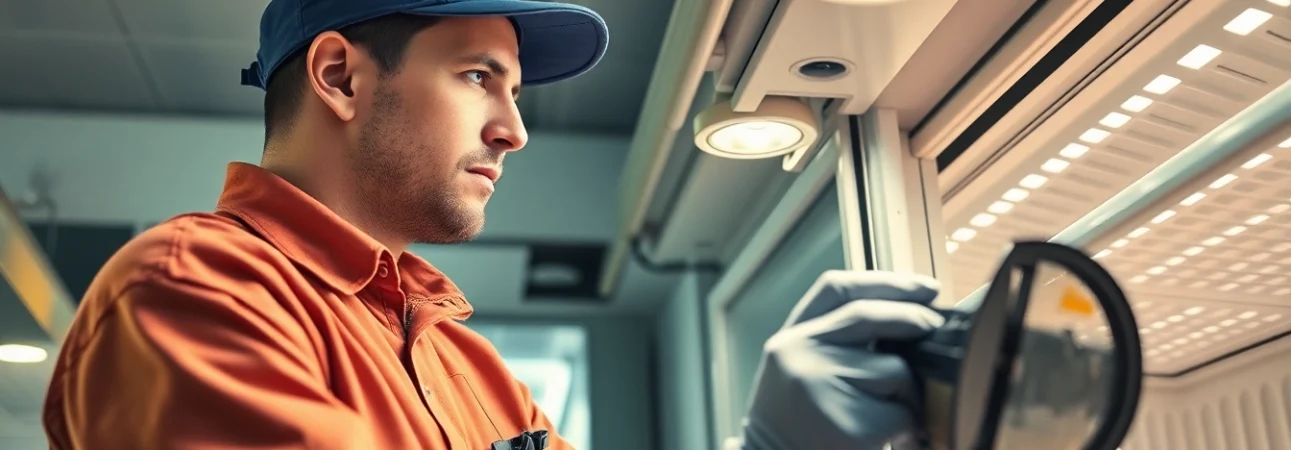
left=241, top=0, right=609, bottom=90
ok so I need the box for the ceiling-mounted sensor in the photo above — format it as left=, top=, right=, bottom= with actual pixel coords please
left=794, top=58, right=852, bottom=80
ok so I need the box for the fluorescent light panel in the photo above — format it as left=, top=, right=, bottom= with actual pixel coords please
left=1225, top=9, right=1272, bottom=35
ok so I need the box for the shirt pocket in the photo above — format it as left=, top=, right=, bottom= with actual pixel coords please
left=445, top=373, right=526, bottom=449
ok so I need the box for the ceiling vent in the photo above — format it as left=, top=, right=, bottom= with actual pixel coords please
left=25, top=221, right=135, bottom=302
left=524, top=243, right=607, bottom=301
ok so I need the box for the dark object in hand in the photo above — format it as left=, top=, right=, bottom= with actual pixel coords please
left=492, top=430, right=548, bottom=450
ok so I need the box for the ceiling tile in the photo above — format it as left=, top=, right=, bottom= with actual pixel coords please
left=0, top=0, right=675, bottom=130
left=0, top=54, right=53, bottom=106
left=0, top=0, right=120, bottom=35
left=0, top=34, right=155, bottom=111
left=115, top=0, right=267, bottom=44
left=136, top=41, right=264, bottom=116
left=514, top=0, right=671, bottom=132
left=582, top=0, right=671, bottom=60
left=522, top=59, right=653, bottom=133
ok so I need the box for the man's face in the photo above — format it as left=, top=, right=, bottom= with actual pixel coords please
left=351, top=16, right=526, bottom=244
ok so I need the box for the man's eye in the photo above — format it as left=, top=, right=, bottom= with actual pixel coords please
left=466, top=70, right=490, bottom=85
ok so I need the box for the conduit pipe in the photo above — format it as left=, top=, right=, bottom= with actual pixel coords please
left=598, top=0, right=736, bottom=296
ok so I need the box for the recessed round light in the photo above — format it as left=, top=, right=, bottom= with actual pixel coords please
left=693, top=95, right=819, bottom=160
left=0, top=344, right=48, bottom=363
left=706, top=120, right=804, bottom=157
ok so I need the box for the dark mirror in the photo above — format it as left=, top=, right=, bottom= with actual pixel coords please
left=989, top=260, right=1122, bottom=448
left=886, top=241, right=1142, bottom=450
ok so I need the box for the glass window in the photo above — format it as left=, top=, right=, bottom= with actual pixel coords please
left=721, top=186, right=845, bottom=419
left=468, top=323, right=590, bottom=449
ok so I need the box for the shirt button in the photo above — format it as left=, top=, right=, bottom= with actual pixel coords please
left=422, top=386, right=432, bottom=397
left=377, top=263, right=389, bottom=278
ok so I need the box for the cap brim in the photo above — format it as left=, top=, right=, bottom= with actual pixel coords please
left=406, top=1, right=608, bottom=86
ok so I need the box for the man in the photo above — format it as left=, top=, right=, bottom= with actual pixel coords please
left=42, top=0, right=944, bottom=449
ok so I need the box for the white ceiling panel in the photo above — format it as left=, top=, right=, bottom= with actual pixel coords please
left=945, top=0, right=1291, bottom=299
left=0, top=33, right=156, bottom=110
left=114, top=0, right=266, bottom=43
left=1128, top=296, right=1286, bottom=372
left=0, top=0, right=120, bottom=35
left=1085, top=128, right=1291, bottom=376
left=941, top=0, right=1291, bottom=376
left=136, top=40, right=263, bottom=115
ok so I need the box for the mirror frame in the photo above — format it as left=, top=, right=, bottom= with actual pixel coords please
left=972, top=241, right=1143, bottom=450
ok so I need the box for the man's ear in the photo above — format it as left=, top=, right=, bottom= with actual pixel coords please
left=305, top=31, right=378, bottom=123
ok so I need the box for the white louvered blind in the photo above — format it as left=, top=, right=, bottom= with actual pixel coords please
left=1121, top=336, right=1291, bottom=449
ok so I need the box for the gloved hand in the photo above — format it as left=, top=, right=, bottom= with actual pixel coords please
left=737, top=270, right=946, bottom=450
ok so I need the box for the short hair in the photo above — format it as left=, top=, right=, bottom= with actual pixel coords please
left=261, top=14, right=442, bottom=143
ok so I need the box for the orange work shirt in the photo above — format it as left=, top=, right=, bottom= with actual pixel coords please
left=43, top=162, right=568, bottom=450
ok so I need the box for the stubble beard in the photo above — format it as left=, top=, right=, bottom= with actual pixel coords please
left=352, top=84, right=486, bottom=245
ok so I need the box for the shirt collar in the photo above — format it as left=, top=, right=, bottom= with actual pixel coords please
left=214, top=162, right=471, bottom=318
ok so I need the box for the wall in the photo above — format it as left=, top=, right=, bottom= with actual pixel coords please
left=0, top=110, right=630, bottom=242
left=0, top=109, right=656, bottom=316
left=722, top=187, right=843, bottom=426
left=1122, top=335, right=1291, bottom=450
left=656, top=269, right=715, bottom=450
left=583, top=316, right=656, bottom=450
left=475, top=313, right=657, bottom=450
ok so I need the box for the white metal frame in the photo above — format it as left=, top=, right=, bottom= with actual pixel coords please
left=924, top=0, right=1191, bottom=194
left=840, top=110, right=953, bottom=286
left=703, top=108, right=951, bottom=447
left=943, top=0, right=1267, bottom=223
left=911, top=0, right=1105, bottom=158
left=839, top=109, right=956, bottom=314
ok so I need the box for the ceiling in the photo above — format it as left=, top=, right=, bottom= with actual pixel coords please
left=0, top=0, right=673, bottom=134
left=940, top=0, right=1291, bottom=377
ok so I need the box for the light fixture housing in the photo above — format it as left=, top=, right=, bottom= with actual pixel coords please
left=693, top=94, right=820, bottom=161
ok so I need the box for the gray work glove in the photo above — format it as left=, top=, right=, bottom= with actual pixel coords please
left=738, top=270, right=945, bottom=450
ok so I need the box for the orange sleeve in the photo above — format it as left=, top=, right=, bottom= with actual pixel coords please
left=61, top=275, right=371, bottom=450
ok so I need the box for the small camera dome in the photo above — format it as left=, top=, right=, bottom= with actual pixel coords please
left=797, top=60, right=850, bottom=79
